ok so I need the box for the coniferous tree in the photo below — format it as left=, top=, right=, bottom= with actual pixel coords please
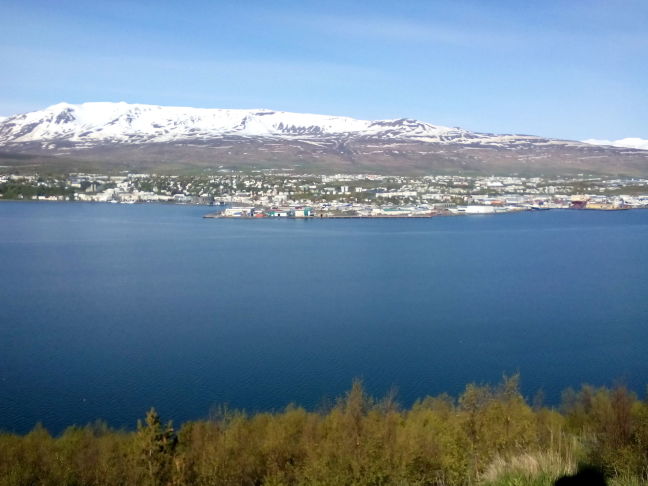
left=135, top=408, right=177, bottom=486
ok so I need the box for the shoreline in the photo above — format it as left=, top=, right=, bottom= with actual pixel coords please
left=203, top=207, right=642, bottom=219
left=1, top=199, right=645, bottom=217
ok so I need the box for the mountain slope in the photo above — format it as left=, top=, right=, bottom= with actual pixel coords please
left=0, top=102, right=471, bottom=144
left=0, top=102, right=586, bottom=147
left=1, top=102, right=647, bottom=176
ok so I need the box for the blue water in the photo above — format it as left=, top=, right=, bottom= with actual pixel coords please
left=1, top=202, right=648, bottom=434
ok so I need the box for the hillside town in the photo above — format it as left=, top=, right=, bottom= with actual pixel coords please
left=2, top=170, right=648, bottom=217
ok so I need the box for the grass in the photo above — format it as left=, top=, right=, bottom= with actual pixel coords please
left=480, top=452, right=576, bottom=486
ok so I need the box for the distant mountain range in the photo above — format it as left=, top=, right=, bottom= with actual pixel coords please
left=1, top=102, right=647, bottom=176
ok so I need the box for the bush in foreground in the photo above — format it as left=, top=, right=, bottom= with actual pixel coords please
left=1, top=377, right=647, bottom=486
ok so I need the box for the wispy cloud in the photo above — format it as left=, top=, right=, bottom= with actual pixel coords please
left=277, top=13, right=513, bottom=48
left=269, top=9, right=648, bottom=54
left=0, top=43, right=383, bottom=79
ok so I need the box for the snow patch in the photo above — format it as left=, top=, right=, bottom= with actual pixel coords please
left=583, top=138, right=648, bottom=151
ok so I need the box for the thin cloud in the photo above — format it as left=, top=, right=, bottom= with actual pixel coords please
left=271, top=10, right=648, bottom=53
left=0, top=43, right=385, bottom=81
left=280, top=13, right=513, bottom=48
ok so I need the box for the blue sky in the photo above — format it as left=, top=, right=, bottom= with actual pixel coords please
left=1, top=0, right=646, bottom=140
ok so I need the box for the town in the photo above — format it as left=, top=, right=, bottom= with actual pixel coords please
left=2, top=170, right=648, bottom=217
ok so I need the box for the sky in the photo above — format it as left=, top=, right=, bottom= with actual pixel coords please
left=0, top=0, right=647, bottom=141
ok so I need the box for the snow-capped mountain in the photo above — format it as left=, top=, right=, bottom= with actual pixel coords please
left=1, top=102, right=647, bottom=176
left=582, top=137, right=648, bottom=151
left=0, top=102, right=569, bottom=147
left=0, top=102, right=460, bottom=144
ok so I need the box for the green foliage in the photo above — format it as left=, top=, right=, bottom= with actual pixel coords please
left=562, top=385, right=648, bottom=480
left=0, top=181, right=74, bottom=200
left=0, top=379, right=647, bottom=486
left=135, top=408, right=178, bottom=486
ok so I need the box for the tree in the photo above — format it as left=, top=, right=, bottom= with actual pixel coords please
left=135, top=408, right=178, bottom=486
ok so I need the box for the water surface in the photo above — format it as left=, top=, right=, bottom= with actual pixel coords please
left=1, top=202, right=647, bottom=433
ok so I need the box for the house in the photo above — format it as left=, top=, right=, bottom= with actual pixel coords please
left=292, top=207, right=313, bottom=218
left=223, top=207, right=255, bottom=217
left=266, top=209, right=291, bottom=217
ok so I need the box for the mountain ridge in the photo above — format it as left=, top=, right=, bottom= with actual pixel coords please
left=1, top=102, right=647, bottom=176
left=0, top=101, right=578, bottom=146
